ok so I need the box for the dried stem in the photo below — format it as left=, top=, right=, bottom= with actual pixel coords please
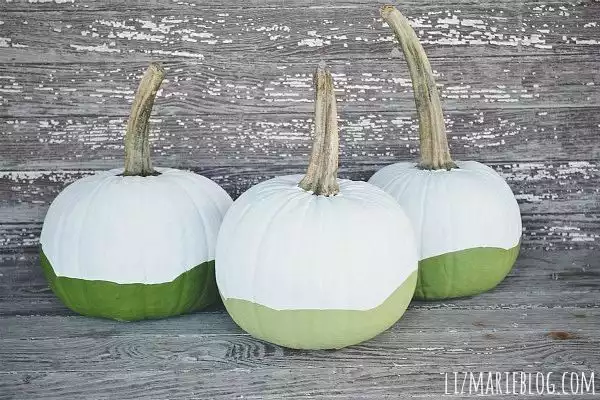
left=298, top=63, right=340, bottom=196
left=123, top=62, right=165, bottom=176
left=381, top=5, right=457, bottom=170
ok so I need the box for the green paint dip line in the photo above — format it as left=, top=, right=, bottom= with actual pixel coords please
left=415, top=244, right=520, bottom=300
left=223, top=270, right=418, bottom=350
left=41, top=250, right=217, bottom=321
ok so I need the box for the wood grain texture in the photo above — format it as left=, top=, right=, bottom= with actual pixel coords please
left=3, top=368, right=599, bottom=400
left=1, top=0, right=599, bottom=63
left=1, top=310, right=598, bottom=372
left=3, top=0, right=598, bottom=12
left=2, top=307, right=598, bottom=340
left=2, top=55, right=599, bottom=117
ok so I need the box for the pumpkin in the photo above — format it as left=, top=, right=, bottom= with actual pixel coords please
left=40, top=63, right=233, bottom=320
left=216, top=64, right=418, bottom=350
left=369, top=5, right=522, bottom=300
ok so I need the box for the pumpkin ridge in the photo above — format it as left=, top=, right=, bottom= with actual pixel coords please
left=73, top=174, right=115, bottom=312
left=167, top=177, right=211, bottom=267
left=249, top=188, right=306, bottom=309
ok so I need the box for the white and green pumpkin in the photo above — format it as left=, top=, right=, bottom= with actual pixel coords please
left=40, top=63, right=233, bottom=320
left=216, top=64, right=419, bottom=350
left=369, top=6, right=522, bottom=300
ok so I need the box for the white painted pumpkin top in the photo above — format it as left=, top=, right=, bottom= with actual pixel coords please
left=216, top=174, right=418, bottom=311
left=369, top=161, right=522, bottom=260
left=40, top=167, right=233, bottom=284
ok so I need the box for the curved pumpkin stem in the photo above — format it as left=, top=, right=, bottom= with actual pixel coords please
left=123, top=62, right=165, bottom=176
left=299, top=63, right=340, bottom=196
left=381, top=5, right=457, bottom=170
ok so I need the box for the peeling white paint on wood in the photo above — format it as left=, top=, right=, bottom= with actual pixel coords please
left=1, top=1, right=599, bottom=63
left=1, top=56, right=598, bottom=118
left=1, top=107, right=598, bottom=170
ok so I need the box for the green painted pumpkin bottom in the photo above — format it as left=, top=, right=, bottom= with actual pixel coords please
left=414, top=244, right=520, bottom=301
left=223, top=270, right=418, bottom=350
left=40, top=250, right=217, bottom=321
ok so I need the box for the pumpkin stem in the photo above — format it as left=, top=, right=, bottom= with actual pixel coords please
left=123, top=62, right=165, bottom=176
left=299, top=63, right=340, bottom=196
left=381, top=5, right=457, bottom=170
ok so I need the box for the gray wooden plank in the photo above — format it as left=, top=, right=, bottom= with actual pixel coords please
left=1, top=1, right=599, bottom=63
left=2, top=338, right=597, bottom=377
left=2, top=108, right=599, bottom=170
left=2, top=0, right=570, bottom=11
left=1, top=318, right=598, bottom=373
left=2, top=368, right=599, bottom=400
left=2, top=55, right=599, bottom=118
left=1, top=161, right=598, bottom=224
left=2, top=306, right=598, bottom=340
left=0, top=0, right=599, bottom=14
left=1, top=249, right=598, bottom=317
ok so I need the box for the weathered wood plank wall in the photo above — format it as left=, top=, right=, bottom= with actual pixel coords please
left=0, top=0, right=599, bottom=398
left=0, top=0, right=598, bottom=315
left=1, top=0, right=598, bottom=254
